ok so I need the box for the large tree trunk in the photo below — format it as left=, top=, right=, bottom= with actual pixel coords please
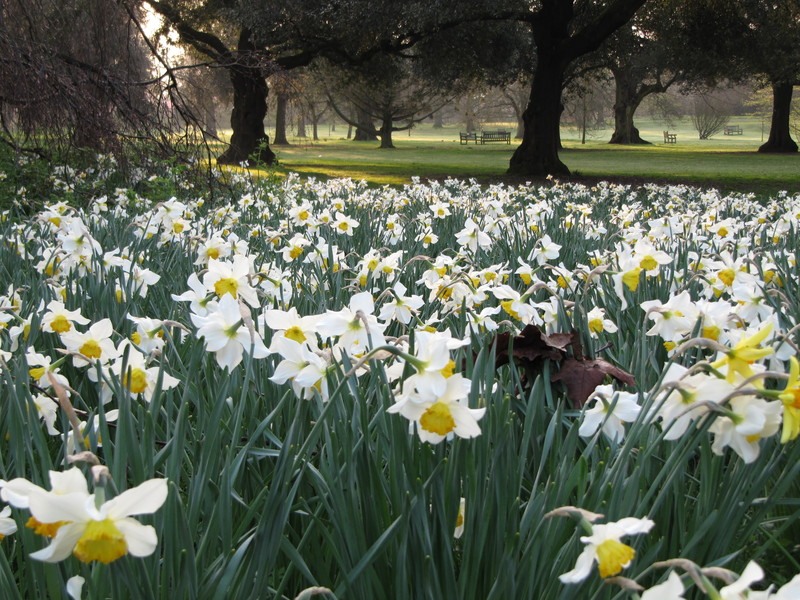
left=432, top=110, right=444, bottom=129
left=759, top=81, right=798, bottom=153
left=609, top=68, right=649, bottom=145
left=273, top=93, right=290, bottom=145
left=379, top=114, right=395, bottom=149
left=508, top=54, right=569, bottom=176
left=217, top=30, right=274, bottom=165
left=353, top=106, right=377, bottom=141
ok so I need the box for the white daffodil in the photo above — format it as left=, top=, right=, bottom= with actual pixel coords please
left=709, top=396, right=782, bottom=463
left=191, top=294, right=269, bottom=371
left=529, top=234, right=561, bottom=265
left=106, top=344, right=180, bottom=403
left=66, top=575, right=85, bottom=600
left=586, top=306, right=618, bottom=338
left=640, top=291, right=700, bottom=343
left=0, top=505, right=17, bottom=540
left=127, top=314, right=166, bottom=355
left=492, top=284, right=536, bottom=324
left=579, top=385, right=641, bottom=443
left=748, top=573, right=800, bottom=600
left=269, top=336, right=331, bottom=401
left=315, top=291, right=386, bottom=355
left=647, top=365, right=733, bottom=440
left=40, top=300, right=90, bottom=335
left=455, top=218, right=491, bottom=253
left=172, top=273, right=215, bottom=316
left=719, top=561, right=764, bottom=599
left=640, top=571, right=685, bottom=600
left=559, top=516, right=654, bottom=583
left=388, top=373, right=485, bottom=444
left=20, top=476, right=168, bottom=564
left=262, top=306, right=320, bottom=349
left=202, top=255, right=259, bottom=307
left=454, top=498, right=466, bottom=539
left=25, top=350, right=70, bottom=391
left=378, top=282, right=424, bottom=325
left=400, top=329, right=469, bottom=400
left=331, top=211, right=359, bottom=236
left=60, top=318, right=118, bottom=368
left=32, top=393, right=60, bottom=435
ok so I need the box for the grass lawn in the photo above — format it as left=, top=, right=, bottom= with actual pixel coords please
left=237, top=116, right=800, bottom=194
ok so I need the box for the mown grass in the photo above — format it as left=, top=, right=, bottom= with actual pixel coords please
left=250, top=116, right=800, bottom=195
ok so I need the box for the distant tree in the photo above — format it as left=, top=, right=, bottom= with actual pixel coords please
left=601, top=2, right=684, bottom=145
left=327, top=54, right=451, bottom=149
left=691, top=94, right=731, bottom=139
left=681, top=0, right=799, bottom=153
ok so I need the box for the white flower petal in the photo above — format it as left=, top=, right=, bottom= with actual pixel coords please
left=105, top=479, right=168, bottom=519
left=115, top=519, right=159, bottom=557
left=29, top=522, right=85, bottom=563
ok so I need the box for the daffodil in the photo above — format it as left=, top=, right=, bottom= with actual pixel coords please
left=18, top=476, right=168, bottom=564
left=0, top=505, right=17, bottom=540
left=316, top=291, right=386, bottom=356
left=647, top=365, right=733, bottom=440
left=105, top=344, right=180, bottom=403
left=778, top=356, right=800, bottom=443
left=387, top=373, right=485, bottom=444
left=579, top=385, right=641, bottom=443
left=40, top=300, right=90, bottom=335
left=640, top=291, right=700, bottom=342
left=202, top=255, right=259, bottom=307
left=269, top=336, right=332, bottom=401
left=378, top=282, right=424, bottom=325
left=709, top=396, right=782, bottom=463
left=640, top=571, right=685, bottom=600
left=559, top=517, right=654, bottom=583
left=262, top=306, right=320, bottom=348
left=60, top=318, right=118, bottom=368
left=710, top=322, right=774, bottom=383
left=191, top=294, right=269, bottom=371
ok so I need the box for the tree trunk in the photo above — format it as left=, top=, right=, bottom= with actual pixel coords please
left=609, top=69, right=649, bottom=145
left=296, top=112, right=307, bottom=138
left=759, top=81, right=798, bottom=153
left=353, top=106, right=377, bottom=141
left=312, top=119, right=319, bottom=141
left=508, top=55, right=569, bottom=176
left=217, top=30, right=274, bottom=165
left=273, top=93, right=290, bottom=145
left=379, top=114, right=395, bottom=149
left=433, top=110, right=444, bottom=129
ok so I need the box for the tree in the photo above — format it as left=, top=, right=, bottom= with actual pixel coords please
left=681, top=0, right=799, bottom=153
left=144, top=0, right=454, bottom=164
left=326, top=54, right=450, bottom=149
left=601, top=3, right=683, bottom=145
left=741, top=0, right=800, bottom=153
left=506, top=0, right=649, bottom=177
left=0, top=0, right=172, bottom=157
left=691, top=94, right=731, bottom=139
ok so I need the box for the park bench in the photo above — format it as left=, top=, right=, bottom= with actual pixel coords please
left=481, top=130, right=511, bottom=144
left=481, top=131, right=511, bottom=144
left=460, top=131, right=478, bottom=144
left=663, top=130, right=677, bottom=144
left=724, top=125, right=743, bottom=135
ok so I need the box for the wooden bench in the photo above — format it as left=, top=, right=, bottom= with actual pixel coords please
left=480, top=130, right=511, bottom=144
left=724, top=125, right=743, bottom=135
left=459, top=132, right=478, bottom=145
left=663, top=130, right=677, bottom=144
